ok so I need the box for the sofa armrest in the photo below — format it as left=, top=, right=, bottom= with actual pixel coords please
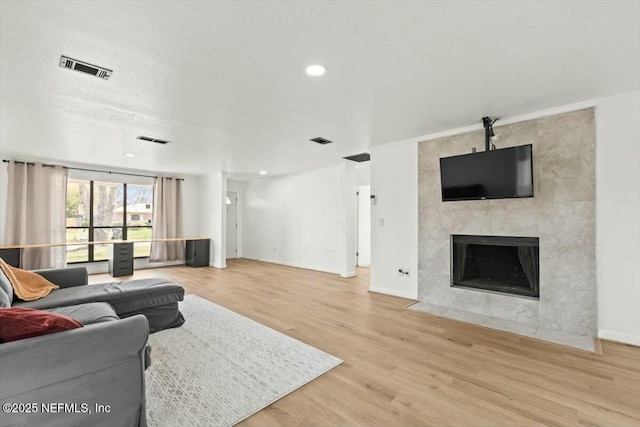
left=0, top=315, right=149, bottom=427
left=32, top=267, right=88, bottom=288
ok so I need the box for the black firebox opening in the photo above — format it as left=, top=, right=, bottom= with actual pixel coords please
left=451, top=235, right=539, bottom=298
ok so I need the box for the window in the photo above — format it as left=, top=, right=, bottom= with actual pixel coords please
left=65, top=179, right=154, bottom=263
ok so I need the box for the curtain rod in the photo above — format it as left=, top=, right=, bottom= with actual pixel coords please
left=2, top=159, right=184, bottom=181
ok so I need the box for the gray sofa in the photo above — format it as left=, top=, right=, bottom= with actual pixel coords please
left=0, top=313, right=149, bottom=427
left=16, top=267, right=185, bottom=333
left=0, top=266, right=186, bottom=427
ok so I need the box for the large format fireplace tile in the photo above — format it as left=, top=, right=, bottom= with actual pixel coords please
left=417, top=108, right=597, bottom=347
left=540, top=246, right=596, bottom=292
left=488, top=294, right=538, bottom=324
left=534, top=327, right=595, bottom=352
left=538, top=157, right=595, bottom=203
left=445, top=308, right=489, bottom=324
left=538, top=201, right=595, bottom=247
left=449, top=206, right=491, bottom=235
left=408, top=302, right=596, bottom=352
left=483, top=316, right=538, bottom=338
left=538, top=288, right=596, bottom=336
left=421, top=272, right=453, bottom=303
left=450, top=287, right=491, bottom=314
left=536, top=108, right=595, bottom=161
left=489, top=206, right=539, bottom=236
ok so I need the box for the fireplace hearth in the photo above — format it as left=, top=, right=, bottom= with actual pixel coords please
left=451, top=235, right=539, bottom=298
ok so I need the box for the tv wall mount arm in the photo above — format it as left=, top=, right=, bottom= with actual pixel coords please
left=482, top=116, right=500, bottom=151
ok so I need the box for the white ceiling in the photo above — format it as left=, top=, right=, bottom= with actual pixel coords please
left=1, top=1, right=638, bottom=178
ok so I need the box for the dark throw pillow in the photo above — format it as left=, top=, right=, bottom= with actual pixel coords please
left=0, top=307, right=83, bottom=343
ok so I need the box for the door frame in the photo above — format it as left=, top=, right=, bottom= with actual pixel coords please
left=226, top=191, right=238, bottom=259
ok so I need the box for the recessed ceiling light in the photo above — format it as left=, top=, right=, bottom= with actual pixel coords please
left=259, top=170, right=268, bottom=175
left=306, top=65, right=325, bottom=76
left=124, top=153, right=135, bottom=157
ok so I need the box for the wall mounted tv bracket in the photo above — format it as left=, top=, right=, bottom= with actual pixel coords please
left=482, top=117, right=500, bottom=151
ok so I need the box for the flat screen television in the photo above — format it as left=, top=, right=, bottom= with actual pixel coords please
left=439, top=144, right=534, bottom=201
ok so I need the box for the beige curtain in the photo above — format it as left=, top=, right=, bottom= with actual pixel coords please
left=4, top=162, right=68, bottom=269
left=150, top=177, right=184, bottom=262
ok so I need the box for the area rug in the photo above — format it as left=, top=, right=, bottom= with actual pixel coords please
left=145, top=294, right=342, bottom=427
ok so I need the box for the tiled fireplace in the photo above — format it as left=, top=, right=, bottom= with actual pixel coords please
left=417, top=108, right=597, bottom=348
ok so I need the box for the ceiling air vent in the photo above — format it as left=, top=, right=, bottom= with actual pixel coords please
left=59, top=56, right=112, bottom=80
left=137, top=136, right=170, bottom=144
left=343, top=153, right=370, bottom=162
left=310, top=137, right=333, bottom=145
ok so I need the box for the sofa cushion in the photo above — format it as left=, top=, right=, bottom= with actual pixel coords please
left=33, top=267, right=88, bottom=288
left=120, top=301, right=185, bottom=333
left=14, top=278, right=184, bottom=315
left=0, top=307, right=83, bottom=342
left=46, top=302, right=119, bottom=325
left=0, top=265, right=14, bottom=304
left=0, top=286, right=10, bottom=308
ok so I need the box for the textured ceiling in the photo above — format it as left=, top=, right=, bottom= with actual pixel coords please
left=1, top=1, right=638, bottom=177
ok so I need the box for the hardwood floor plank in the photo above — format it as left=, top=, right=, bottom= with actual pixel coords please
left=89, top=260, right=640, bottom=426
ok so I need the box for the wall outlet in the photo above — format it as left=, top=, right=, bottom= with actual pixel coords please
left=398, top=268, right=410, bottom=277
left=273, top=247, right=276, bottom=253
left=379, top=218, right=385, bottom=227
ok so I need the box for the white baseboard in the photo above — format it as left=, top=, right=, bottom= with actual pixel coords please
left=368, top=286, right=417, bottom=300
left=598, top=329, right=640, bottom=346
left=341, top=271, right=357, bottom=278
left=141, top=260, right=184, bottom=269
left=241, top=257, right=340, bottom=275
left=82, top=259, right=183, bottom=275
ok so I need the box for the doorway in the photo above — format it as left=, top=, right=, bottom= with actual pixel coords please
left=356, top=185, right=371, bottom=267
left=226, top=191, right=237, bottom=259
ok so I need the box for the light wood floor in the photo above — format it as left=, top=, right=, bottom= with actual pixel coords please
left=90, top=259, right=640, bottom=426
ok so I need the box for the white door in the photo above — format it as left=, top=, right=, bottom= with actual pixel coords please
left=226, top=191, right=237, bottom=259
left=357, top=185, right=371, bottom=266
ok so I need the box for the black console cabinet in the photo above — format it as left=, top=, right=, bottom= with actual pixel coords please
left=186, top=239, right=210, bottom=267
left=0, top=248, right=21, bottom=268
left=109, top=243, right=134, bottom=277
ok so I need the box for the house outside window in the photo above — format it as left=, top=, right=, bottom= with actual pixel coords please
left=65, top=179, right=154, bottom=263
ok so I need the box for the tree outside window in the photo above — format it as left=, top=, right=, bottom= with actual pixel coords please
left=65, top=179, right=153, bottom=263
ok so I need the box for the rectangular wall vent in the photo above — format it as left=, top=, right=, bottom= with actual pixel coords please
left=343, top=153, right=370, bottom=162
left=310, top=137, right=333, bottom=145
left=59, top=56, right=112, bottom=80
left=136, top=136, right=170, bottom=144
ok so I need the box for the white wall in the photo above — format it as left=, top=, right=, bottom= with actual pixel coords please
left=0, top=162, right=7, bottom=244
left=338, top=162, right=357, bottom=277
left=226, top=180, right=245, bottom=258
left=242, top=164, right=356, bottom=276
left=181, top=175, right=204, bottom=238
left=369, top=143, right=419, bottom=299
left=596, top=91, right=640, bottom=345
left=357, top=185, right=371, bottom=267
left=355, top=162, right=371, bottom=187
left=202, top=172, right=227, bottom=268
